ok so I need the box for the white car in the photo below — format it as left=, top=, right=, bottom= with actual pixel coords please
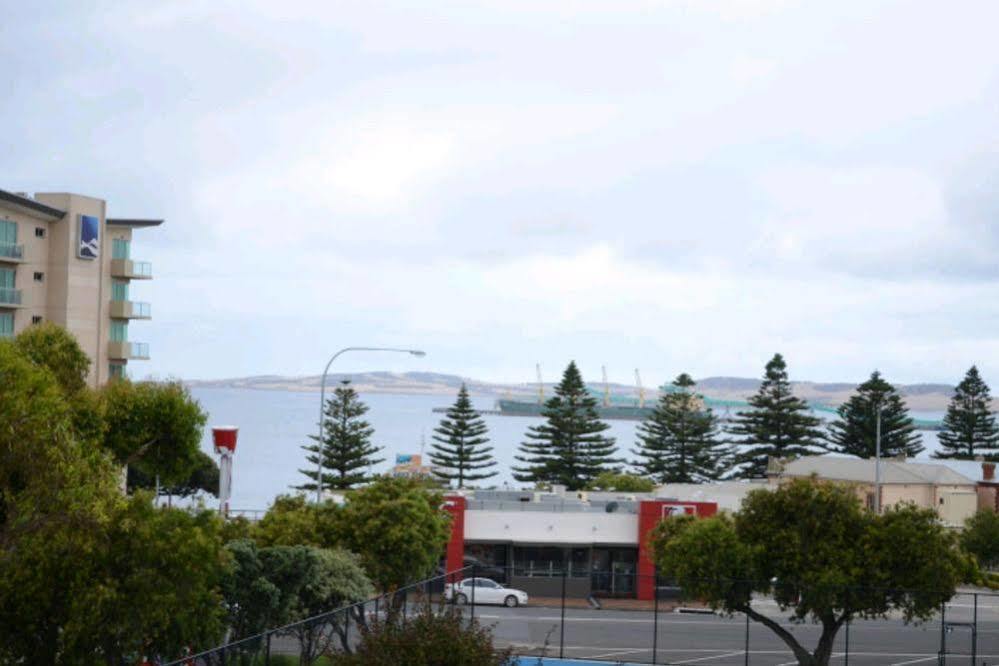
left=445, top=577, right=529, bottom=607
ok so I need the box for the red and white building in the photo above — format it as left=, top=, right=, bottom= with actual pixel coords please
left=442, top=487, right=717, bottom=600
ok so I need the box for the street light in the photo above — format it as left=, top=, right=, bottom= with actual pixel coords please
left=315, top=347, right=426, bottom=503
left=874, top=402, right=884, bottom=514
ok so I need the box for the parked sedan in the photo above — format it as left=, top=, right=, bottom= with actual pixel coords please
left=445, top=577, right=529, bottom=607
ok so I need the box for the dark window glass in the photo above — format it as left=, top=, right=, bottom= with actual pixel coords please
left=35, top=227, right=46, bottom=238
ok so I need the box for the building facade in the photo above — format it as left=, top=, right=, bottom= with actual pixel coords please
left=442, top=488, right=717, bottom=600
left=0, top=189, right=160, bottom=386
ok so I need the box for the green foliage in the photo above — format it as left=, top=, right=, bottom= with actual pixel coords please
left=0, top=343, right=227, bottom=664
left=961, top=510, right=999, bottom=570
left=330, top=604, right=512, bottom=666
left=222, top=540, right=373, bottom=663
left=299, top=381, right=384, bottom=491
left=128, top=448, right=220, bottom=499
left=634, top=373, right=734, bottom=483
left=586, top=470, right=656, bottom=492
left=430, top=383, right=497, bottom=487
left=728, top=354, right=824, bottom=478
left=335, top=477, right=451, bottom=592
left=101, top=379, right=209, bottom=487
left=254, top=494, right=340, bottom=548
left=935, top=366, right=999, bottom=460
left=826, top=371, right=923, bottom=459
left=12, top=321, right=91, bottom=395
left=513, top=361, right=619, bottom=490
left=652, top=478, right=967, bottom=666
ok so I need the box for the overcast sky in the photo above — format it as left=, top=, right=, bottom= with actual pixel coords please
left=3, top=1, right=999, bottom=387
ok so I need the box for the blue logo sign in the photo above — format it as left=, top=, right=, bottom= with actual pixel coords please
left=79, top=214, right=99, bottom=259
left=396, top=454, right=413, bottom=464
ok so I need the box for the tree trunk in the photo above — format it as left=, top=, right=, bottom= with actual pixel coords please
left=741, top=606, right=846, bottom=666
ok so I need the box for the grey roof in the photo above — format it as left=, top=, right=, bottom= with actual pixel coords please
left=779, top=455, right=976, bottom=486
left=0, top=189, right=66, bottom=219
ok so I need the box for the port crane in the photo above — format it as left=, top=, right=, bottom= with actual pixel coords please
left=635, top=368, right=645, bottom=408
left=602, top=366, right=611, bottom=407
left=536, top=363, right=544, bottom=405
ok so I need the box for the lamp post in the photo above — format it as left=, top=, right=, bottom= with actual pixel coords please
left=874, top=403, right=883, bottom=514
left=315, top=347, right=426, bottom=503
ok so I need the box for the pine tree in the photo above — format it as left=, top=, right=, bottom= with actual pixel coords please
left=633, top=373, right=734, bottom=484
left=826, top=370, right=924, bottom=459
left=297, top=381, right=384, bottom=491
left=934, top=365, right=999, bottom=461
left=429, top=384, right=497, bottom=487
left=728, top=353, right=824, bottom=478
left=513, top=361, right=619, bottom=490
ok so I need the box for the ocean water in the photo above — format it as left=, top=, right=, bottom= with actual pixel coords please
left=190, top=387, right=945, bottom=511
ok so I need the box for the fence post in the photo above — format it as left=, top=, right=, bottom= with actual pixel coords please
left=264, top=631, right=271, bottom=666
left=470, top=564, right=476, bottom=625
left=652, top=576, right=659, bottom=665
left=744, top=606, right=750, bottom=666
left=559, top=568, right=567, bottom=659
left=844, top=618, right=849, bottom=666
left=971, top=594, right=977, bottom=666
left=939, top=601, right=946, bottom=666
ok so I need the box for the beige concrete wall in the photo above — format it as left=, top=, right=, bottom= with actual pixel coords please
left=0, top=206, right=52, bottom=333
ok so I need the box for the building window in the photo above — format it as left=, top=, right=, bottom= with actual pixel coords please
left=0, top=312, right=12, bottom=338
left=0, top=267, right=14, bottom=290
left=31, top=316, right=42, bottom=325
left=112, top=238, right=130, bottom=260
left=110, top=320, right=128, bottom=342
left=0, top=219, right=16, bottom=245
left=35, top=227, right=46, bottom=238
left=465, top=544, right=509, bottom=584
left=512, top=546, right=590, bottom=578
left=111, top=280, right=129, bottom=302
left=109, top=363, right=126, bottom=380
left=33, top=272, right=43, bottom=282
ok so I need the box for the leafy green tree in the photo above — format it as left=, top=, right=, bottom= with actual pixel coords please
left=0, top=342, right=227, bottom=664
left=335, top=477, right=451, bottom=593
left=652, top=478, right=968, bottom=666
left=513, top=361, right=619, bottom=489
left=430, top=384, right=497, bottom=488
left=101, top=379, right=209, bottom=489
left=129, top=449, right=220, bottom=501
left=331, top=604, right=512, bottom=666
left=961, top=510, right=999, bottom=570
left=934, top=366, right=999, bottom=461
left=727, top=354, right=824, bottom=478
left=585, top=470, right=656, bottom=492
left=254, top=494, right=340, bottom=548
left=826, top=371, right=923, bottom=458
left=634, top=373, right=733, bottom=483
left=12, top=321, right=91, bottom=395
left=298, top=381, right=384, bottom=491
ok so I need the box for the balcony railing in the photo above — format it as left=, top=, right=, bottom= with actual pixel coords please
left=0, top=287, right=22, bottom=306
left=0, top=243, right=23, bottom=262
left=108, top=341, right=150, bottom=360
left=109, top=300, right=151, bottom=319
left=110, top=259, right=153, bottom=279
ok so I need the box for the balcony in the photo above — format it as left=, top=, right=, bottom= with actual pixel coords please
left=110, top=259, right=152, bottom=280
left=109, top=300, right=151, bottom=320
left=0, top=243, right=23, bottom=263
left=0, top=287, right=22, bottom=307
left=108, top=341, right=150, bottom=360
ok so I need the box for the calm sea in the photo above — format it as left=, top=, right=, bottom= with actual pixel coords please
left=190, top=387, right=945, bottom=511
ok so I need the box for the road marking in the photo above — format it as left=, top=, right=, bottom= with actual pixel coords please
left=889, top=657, right=939, bottom=666
left=584, top=647, right=649, bottom=659
left=671, top=650, right=747, bottom=664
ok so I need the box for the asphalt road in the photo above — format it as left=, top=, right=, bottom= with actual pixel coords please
left=469, top=599, right=999, bottom=666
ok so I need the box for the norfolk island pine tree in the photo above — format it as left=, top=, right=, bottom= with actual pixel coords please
left=633, top=373, right=734, bottom=483
left=512, top=361, right=619, bottom=490
left=825, top=370, right=923, bottom=458
left=934, top=365, right=999, bottom=461
left=728, top=354, right=824, bottom=478
left=297, top=380, right=384, bottom=491
left=429, top=383, right=497, bottom=488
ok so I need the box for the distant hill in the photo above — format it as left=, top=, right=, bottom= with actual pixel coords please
left=186, top=372, right=962, bottom=410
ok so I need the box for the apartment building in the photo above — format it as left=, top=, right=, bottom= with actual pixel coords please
left=0, top=188, right=160, bottom=387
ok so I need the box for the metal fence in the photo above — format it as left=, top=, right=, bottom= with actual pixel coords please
left=164, top=569, right=998, bottom=666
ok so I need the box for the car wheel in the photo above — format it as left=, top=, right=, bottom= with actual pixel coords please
left=504, top=595, right=519, bottom=608
left=455, top=593, right=468, bottom=606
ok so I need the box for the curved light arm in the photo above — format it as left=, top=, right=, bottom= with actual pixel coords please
left=316, top=347, right=426, bottom=502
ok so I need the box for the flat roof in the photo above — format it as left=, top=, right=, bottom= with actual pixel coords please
left=106, top=218, right=164, bottom=228
left=0, top=189, right=66, bottom=220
